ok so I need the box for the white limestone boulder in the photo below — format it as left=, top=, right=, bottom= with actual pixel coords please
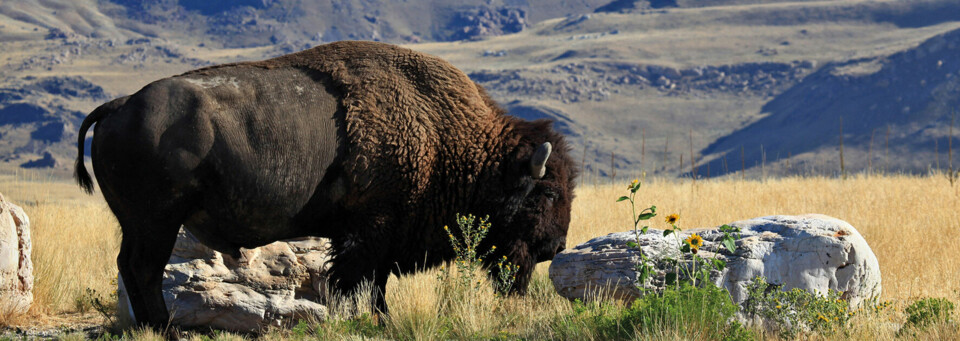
left=118, top=228, right=331, bottom=332
left=0, top=193, right=33, bottom=316
left=549, top=214, right=881, bottom=309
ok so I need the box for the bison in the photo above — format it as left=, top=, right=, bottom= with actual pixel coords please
left=74, top=41, right=576, bottom=327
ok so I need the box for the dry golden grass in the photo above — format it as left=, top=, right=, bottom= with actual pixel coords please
left=28, top=201, right=120, bottom=313
left=1, top=173, right=958, bottom=339
left=0, top=174, right=119, bottom=326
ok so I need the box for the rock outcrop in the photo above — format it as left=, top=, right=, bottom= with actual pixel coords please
left=446, top=7, right=527, bottom=41
left=549, top=214, right=881, bottom=309
left=20, top=152, right=59, bottom=169
left=0, top=193, right=33, bottom=316
left=118, top=229, right=332, bottom=332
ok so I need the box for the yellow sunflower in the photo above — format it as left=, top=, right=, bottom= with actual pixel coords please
left=685, top=233, right=704, bottom=250
left=628, top=179, right=639, bottom=189
left=665, top=213, right=679, bottom=224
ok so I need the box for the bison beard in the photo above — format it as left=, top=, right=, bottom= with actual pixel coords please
left=74, top=41, right=577, bottom=328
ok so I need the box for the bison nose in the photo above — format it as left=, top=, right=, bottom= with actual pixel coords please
left=555, top=244, right=565, bottom=255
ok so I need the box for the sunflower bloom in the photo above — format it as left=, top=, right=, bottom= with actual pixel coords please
left=629, top=179, right=639, bottom=189
left=665, top=213, right=679, bottom=224
left=685, top=233, right=704, bottom=250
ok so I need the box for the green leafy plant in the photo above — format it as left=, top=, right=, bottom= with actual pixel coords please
left=493, top=255, right=518, bottom=296
left=75, top=286, right=117, bottom=322
left=665, top=219, right=741, bottom=289
left=432, top=213, right=521, bottom=339
left=438, top=213, right=519, bottom=296
left=619, top=180, right=739, bottom=290
left=901, top=297, right=955, bottom=333
left=552, top=285, right=755, bottom=340
left=742, top=277, right=854, bottom=338
left=312, top=313, right=384, bottom=338
left=618, top=179, right=657, bottom=287
left=290, top=320, right=311, bottom=339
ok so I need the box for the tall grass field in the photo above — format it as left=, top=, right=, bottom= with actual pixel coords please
left=1, top=173, right=958, bottom=339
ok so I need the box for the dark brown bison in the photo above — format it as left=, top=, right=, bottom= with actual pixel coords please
left=74, top=41, right=576, bottom=327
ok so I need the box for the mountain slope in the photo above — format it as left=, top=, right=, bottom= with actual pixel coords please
left=700, top=27, right=960, bottom=176
left=1, top=0, right=960, bottom=179
left=2, top=0, right=624, bottom=48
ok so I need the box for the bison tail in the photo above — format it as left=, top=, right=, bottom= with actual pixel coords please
left=75, top=97, right=126, bottom=194
left=75, top=108, right=103, bottom=194
left=75, top=158, right=95, bottom=194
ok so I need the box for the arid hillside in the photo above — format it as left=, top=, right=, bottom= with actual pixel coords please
left=701, top=27, right=960, bottom=177
left=0, top=0, right=958, bottom=179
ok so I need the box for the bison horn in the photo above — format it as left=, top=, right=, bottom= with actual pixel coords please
left=530, top=142, right=552, bottom=179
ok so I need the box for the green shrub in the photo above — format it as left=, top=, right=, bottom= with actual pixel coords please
left=552, top=284, right=755, bottom=340
left=902, top=297, right=955, bottom=332
left=630, top=284, right=738, bottom=334
left=315, top=313, right=384, bottom=339
left=742, top=277, right=853, bottom=338
left=74, top=287, right=117, bottom=322
left=290, top=320, right=311, bottom=339
left=439, top=214, right=518, bottom=296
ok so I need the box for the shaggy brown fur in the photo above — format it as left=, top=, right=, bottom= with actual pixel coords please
left=185, top=42, right=509, bottom=202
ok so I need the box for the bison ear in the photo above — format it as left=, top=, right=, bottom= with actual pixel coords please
left=529, top=142, right=552, bottom=179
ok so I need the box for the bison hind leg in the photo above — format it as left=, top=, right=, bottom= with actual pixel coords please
left=116, top=217, right=181, bottom=328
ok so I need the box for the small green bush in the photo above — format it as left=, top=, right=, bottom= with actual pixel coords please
left=629, top=284, right=738, bottom=334
left=314, top=313, right=383, bottom=339
left=439, top=214, right=518, bottom=296
left=290, top=320, right=311, bottom=339
left=742, top=277, right=853, bottom=339
left=903, top=297, right=955, bottom=331
left=74, top=287, right=116, bottom=322
left=552, top=284, right=755, bottom=340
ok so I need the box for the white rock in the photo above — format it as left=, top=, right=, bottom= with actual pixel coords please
left=549, top=214, right=881, bottom=309
left=0, top=193, right=33, bottom=316
left=118, top=228, right=331, bottom=332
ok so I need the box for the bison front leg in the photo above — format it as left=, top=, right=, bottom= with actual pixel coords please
left=326, top=239, right=392, bottom=316
left=116, top=221, right=180, bottom=328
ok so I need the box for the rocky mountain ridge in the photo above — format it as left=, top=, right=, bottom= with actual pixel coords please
left=1, top=0, right=959, bottom=178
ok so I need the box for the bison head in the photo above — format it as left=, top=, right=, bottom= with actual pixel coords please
left=481, top=119, right=577, bottom=294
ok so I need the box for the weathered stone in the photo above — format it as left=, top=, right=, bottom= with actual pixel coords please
left=550, top=214, right=881, bottom=309
left=0, top=193, right=33, bottom=316
left=118, top=228, right=331, bottom=332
